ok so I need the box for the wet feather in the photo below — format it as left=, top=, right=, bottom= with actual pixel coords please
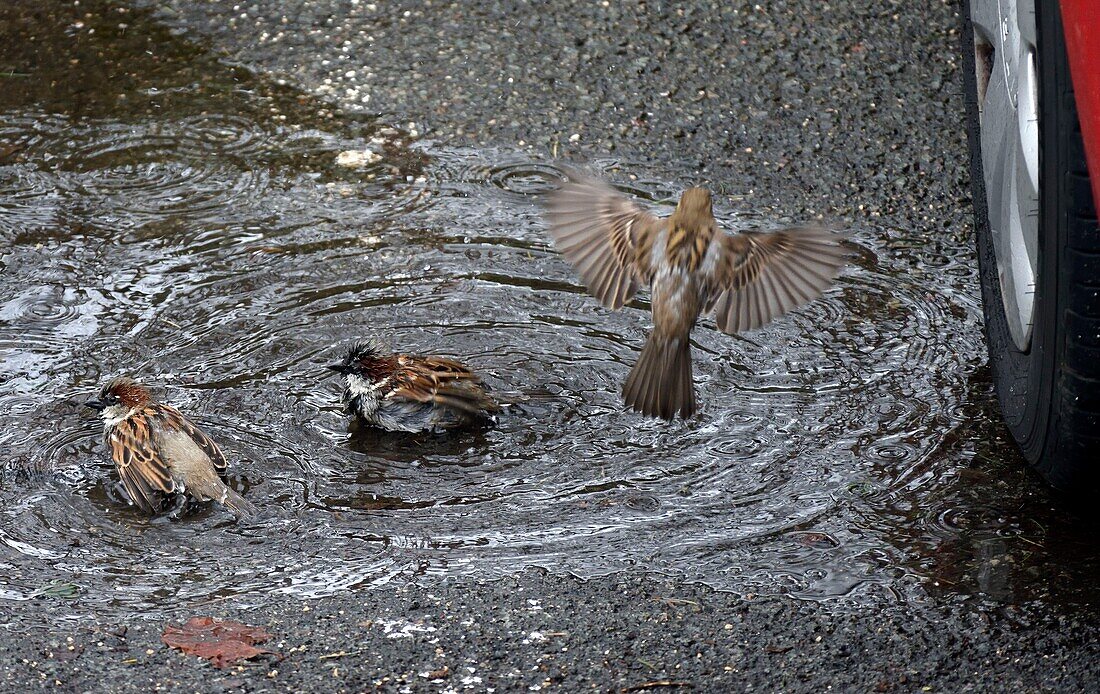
left=545, top=170, right=852, bottom=420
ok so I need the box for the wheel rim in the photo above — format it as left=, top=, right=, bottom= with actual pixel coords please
left=970, top=0, right=1039, bottom=351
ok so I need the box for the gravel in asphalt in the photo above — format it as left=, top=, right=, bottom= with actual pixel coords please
left=4, top=572, right=1100, bottom=691
left=142, top=0, right=970, bottom=234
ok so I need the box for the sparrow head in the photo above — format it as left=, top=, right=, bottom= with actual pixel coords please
left=327, top=339, right=394, bottom=383
left=671, top=187, right=714, bottom=228
left=84, top=376, right=153, bottom=422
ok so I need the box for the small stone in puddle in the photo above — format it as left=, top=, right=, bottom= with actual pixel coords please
left=790, top=532, right=839, bottom=549
left=624, top=494, right=661, bottom=512
left=336, top=149, right=382, bottom=167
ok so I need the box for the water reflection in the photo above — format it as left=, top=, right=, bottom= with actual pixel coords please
left=0, top=0, right=1096, bottom=618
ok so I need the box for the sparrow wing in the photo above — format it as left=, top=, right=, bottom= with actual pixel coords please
left=154, top=404, right=229, bottom=477
left=107, top=407, right=176, bottom=514
left=392, top=357, right=501, bottom=414
left=545, top=171, right=662, bottom=309
left=707, top=227, right=850, bottom=334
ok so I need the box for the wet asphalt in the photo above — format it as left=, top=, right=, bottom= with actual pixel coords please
left=2, top=0, right=1099, bottom=691
left=4, top=572, right=1100, bottom=692
left=140, top=0, right=969, bottom=233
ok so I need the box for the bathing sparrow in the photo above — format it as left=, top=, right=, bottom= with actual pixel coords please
left=328, top=340, right=500, bottom=433
left=84, top=377, right=255, bottom=517
left=545, top=170, right=850, bottom=420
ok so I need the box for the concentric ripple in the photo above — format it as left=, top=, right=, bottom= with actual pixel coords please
left=3, top=0, right=1097, bottom=621
left=0, top=113, right=1062, bottom=614
left=176, top=113, right=273, bottom=157
left=51, top=122, right=271, bottom=229
left=486, top=161, right=563, bottom=196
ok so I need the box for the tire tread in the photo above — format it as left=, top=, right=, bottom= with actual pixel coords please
left=964, top=0, right=1100, bottom=491
left=1057, top=80, right=1100, bottom=486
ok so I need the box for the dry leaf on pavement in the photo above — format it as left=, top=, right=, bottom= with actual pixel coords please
left=161, top=617, right=274, bottom=669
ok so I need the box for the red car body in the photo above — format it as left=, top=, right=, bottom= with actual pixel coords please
left=1062, top=0, right=1100, bottom=207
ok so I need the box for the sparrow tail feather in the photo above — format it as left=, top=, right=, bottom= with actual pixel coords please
left=432, top=390, right=501, bottom=415
left=221, top=486, right=258, bottom=519
left=623, top=335, right=696, bottom=420
left=189, top=474, right=257, bottom=518
left=493, top=387, right=560, bottom=407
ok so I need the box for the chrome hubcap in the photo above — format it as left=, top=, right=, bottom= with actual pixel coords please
left=970, top=0, right=1039, bottom=350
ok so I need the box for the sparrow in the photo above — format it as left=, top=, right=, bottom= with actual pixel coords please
left=545, top=170, right=850, bottom=420
left=327, top=340, right=501, bottom=433
left=84, top=377, right=256, bottom=517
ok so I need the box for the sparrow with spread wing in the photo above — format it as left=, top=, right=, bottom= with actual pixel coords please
left=545, top=171, right=850, bottom=420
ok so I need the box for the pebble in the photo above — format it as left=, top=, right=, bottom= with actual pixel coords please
left=335, top=149, right=382, bottom=167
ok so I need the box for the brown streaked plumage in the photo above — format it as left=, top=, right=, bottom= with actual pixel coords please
left=84, top=377, right=255, bottom=517
left=545, top=170, right=851, bottom=420
left=328, top=340, right=501, bottom=433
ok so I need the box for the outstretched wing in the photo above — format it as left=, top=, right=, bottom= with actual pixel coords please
left=708, top=227, right=850, bottom=334
left=154, top=404, right=229, bottom=477
left=392, top=356, right=501, bottom=414
left=106, top=407, right=175, bottom=514
left=545, top=171, right=663, bottom=309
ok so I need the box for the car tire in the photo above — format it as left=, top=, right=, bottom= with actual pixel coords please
left=963, top=0, right=1100, bottom=491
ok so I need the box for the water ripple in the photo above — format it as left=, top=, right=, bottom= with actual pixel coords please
left=2, top=16, right=1095, bottom=618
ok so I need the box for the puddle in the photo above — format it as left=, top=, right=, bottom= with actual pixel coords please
left=1, top=0, right=1097, bottom=618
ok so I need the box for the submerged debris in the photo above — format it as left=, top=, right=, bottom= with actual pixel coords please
left=335, top=149, right=382, bottom=167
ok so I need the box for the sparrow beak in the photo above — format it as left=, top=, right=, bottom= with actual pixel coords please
left=326, top=364, right=349, bottom=376
left=83, top=399, right=106, bottom=411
